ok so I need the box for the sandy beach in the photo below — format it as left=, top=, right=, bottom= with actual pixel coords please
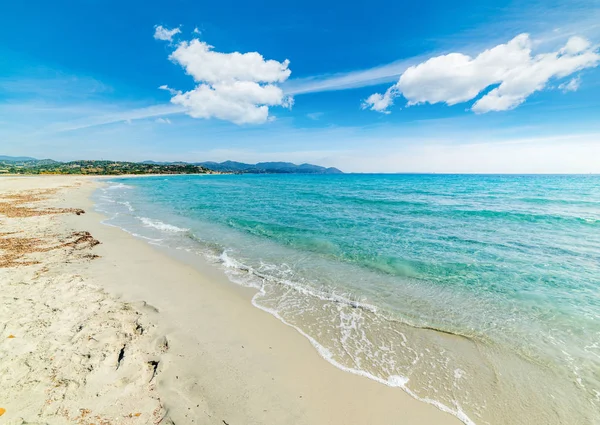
left=0, top=176, right=461, bottom=425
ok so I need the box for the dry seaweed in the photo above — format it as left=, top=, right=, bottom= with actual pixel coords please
left=0, top=231, right=101, bottom=268
left=62, top=231, right=101, bottom=249
left=0, top=189, right=84, bottom=218
left=0, top=189, right=96, bottom=267
left=0, top=235, right=51, bottom=267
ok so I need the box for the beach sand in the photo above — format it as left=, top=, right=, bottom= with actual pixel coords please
left=0, top=176, right=461, bottom=425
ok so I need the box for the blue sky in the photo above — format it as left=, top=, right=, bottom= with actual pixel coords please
left=1, top=0, right=600, bottom=172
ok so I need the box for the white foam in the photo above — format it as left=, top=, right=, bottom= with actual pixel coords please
left=106, top=182, right=134, bottom=190
left=99, top=219, right=165, bottom=243
left=219, top=253, right=379, bottom=314
left=138, top=217, right=189, bottom=233
left=219, top=250, right=241, bottom=269
left=118, top=201, right=135, bottom=212
left=250, top=291, right=477, bottom=425
left=388, top=374, right=409, bottom=386
left=210, top=250, right=477, bottom=424
left=454, top=368, right=465, bottom=380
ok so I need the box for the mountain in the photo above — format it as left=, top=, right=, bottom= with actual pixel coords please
left=195, top=161, right=343, bottom=174
left=0, top=157, right=59, bottom=167
left=1, top=156, right=343, bottom=174
left=196, top=161, right=255, bottom=172
left=1, top=160, right=212, bottom=175
left=141, top=160, right=189, bottom=165
left=0, top=155, right=38, bottom=162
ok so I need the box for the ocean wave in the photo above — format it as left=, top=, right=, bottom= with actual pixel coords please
left=518, top=197, right=600, bottom=206
left=253, top=297, right=476, bottom=425
left=106, top=182, right=134, bottom=190
left=118, top=201, right=135, bottom=212
left=233, top=263, right=478, bottom=425
left=216, top=250, right=481, bottom=341
left=217, top=250, right=468, bottom=411
left=99, top=218, right=165, bottom=243
left=138, top=216, right=189, bottom=233
left=218, top=250, right=380, bottom=312
left=419, top=207, right=600, bottom=226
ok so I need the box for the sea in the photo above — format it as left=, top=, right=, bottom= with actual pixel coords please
left=94, top=174, right=600, bottom=425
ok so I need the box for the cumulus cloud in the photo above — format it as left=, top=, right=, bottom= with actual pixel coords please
left=157, top=35, right=293, bottom=124
left=361, top=87, right=399, bottom=113
left=363, top=34, right=599, bottom=114
left=558, top=77, right=581, bottom=92
left=154, top=25, right=181, bottom=42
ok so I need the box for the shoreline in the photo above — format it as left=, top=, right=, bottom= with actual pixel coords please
left=0, top=176, right=461, bottom=424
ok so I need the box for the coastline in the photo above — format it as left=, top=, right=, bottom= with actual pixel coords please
left=0, top=176, right=461, bottom=424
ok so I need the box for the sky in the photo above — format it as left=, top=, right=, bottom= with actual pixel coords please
left=1, top=0, right=600, bottom=173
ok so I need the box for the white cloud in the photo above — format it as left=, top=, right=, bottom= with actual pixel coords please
left=558, top=77, right=581, bottom=92
left=160, top=37, right=293, bottom=124
left=364, top=34, right=600, bottom=114
left=154, top=25, right=181, bottom=42
left=281, top=3, right=600, bottom=96
left=361, top=87, right=399, bottom=113
left=282, top=58, right=415, bottom=95
left=155, top=117, right=172, bottom=124
left=169, top=39, right=290, bottom=84
left=158, top=84, right=178, bottom=95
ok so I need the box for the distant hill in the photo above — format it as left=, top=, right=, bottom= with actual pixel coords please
left=141, top=160, right=188, bottom=165
left=195, top=161, right=343, bottom=174
left=0, top=155, right=38, bottom=162
left=1, top=156, right=343, bottom=175
left=0, top=160, right=213, bottom=175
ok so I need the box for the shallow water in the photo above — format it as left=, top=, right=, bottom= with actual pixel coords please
left=94, top=174, right=600, bottom=424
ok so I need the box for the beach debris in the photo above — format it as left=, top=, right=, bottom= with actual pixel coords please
left=116, top=345, right=126, bottom=369
left=157, top=335, right=169, bottom=352
left=126, top=412, right=142, bottom=418
left=0, top=230, right=99, bottom=268
left=0, top=234, right=48, bottom=268
left=79, top=408, right=91, bottom=418
left=0, top=407, right=5, bottom=416
left=148, top=360, right=160, bottom=382
left=7, top=334, right=15, bottom=338
left=62, top=231, right=101, bottom=249
left=0, top=189, right=99, bottom=267
left=0, top=189, right=85, bottom=218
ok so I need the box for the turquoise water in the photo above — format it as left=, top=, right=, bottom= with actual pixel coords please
left=95, top=174, right=600, bottom=424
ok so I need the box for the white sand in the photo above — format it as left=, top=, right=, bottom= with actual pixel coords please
left=0, top=176, right=461, bottom=425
